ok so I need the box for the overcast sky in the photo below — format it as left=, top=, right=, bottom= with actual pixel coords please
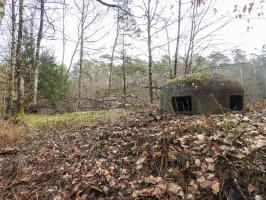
left=1, top=0, right=266, bottom=68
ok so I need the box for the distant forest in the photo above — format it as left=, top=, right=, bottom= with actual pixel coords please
left=0, top=0, right=265, bottom=115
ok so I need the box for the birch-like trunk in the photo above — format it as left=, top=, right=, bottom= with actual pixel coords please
left=122, top=31, right=126, bottom=97
left=147, top=0, right=153, bottom=104
left=61, top=0, right=66, bottom=70
left=78, top=0, right=85, bottom=99
left=108, top=8, right=120, bottom=97
left=0, top=0, right=5, bottom=24
left=165, top=26, right=172, bottom=79
left=33, top=0, right=44, bottom=104
left=185, top=3, right=196, bottom=74
left=6, top=0, right=16, bottom=115
left=16, top=0, right=24, bottom=111
left=173, top=0, right=181, bottom=77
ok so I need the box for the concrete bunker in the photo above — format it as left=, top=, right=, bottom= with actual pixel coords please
left=28, top=104, right=54, bottom=114
left=160, top=72, right=245, bottom=114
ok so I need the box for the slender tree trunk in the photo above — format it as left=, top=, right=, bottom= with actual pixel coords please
left=29, top=13, right=34, bottom=81
left=6, top=0, right=16, bottom=115
left=108, top=8, right=120, bottom=97
left=62, top=0, right=66, bottom=70
left=165, top=26, right=172, bottom=79
left=122, top=31, right=126, bottom=97
left=33, top=0, right=44, bottom=104
left=61, top=0, right=66, bottom=95
left=185, top=3, right=196, bottom=74
left=173, top=0, right=181, bottom=77
left=3, top=66, right=8, bottom=115
left=78, top=0, right=85, bottom=99
left=16, top=0, right=24, bottom=113
left=147, top=0, right=153, bottom=104
left=0, top=0, right=6, bottom=24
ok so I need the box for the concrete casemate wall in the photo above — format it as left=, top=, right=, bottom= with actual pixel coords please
left=160, top=72, right=245, bottom=114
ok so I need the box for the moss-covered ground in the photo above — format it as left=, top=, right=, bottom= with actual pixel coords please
left=24, top=109, right=129, bottom=127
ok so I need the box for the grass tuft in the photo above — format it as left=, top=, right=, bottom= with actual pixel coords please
left=0, top=120, right=29, bottom=148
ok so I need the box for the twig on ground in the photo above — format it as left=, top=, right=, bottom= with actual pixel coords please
left=0, top=148, right=19, bottom=155
left=222, top=155, right=248, bottom=200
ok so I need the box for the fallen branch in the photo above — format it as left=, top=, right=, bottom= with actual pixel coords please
left=222, top=155, right=248, bottom=200
left=124, top=94, right=149, bottom=106
left=0, top=148, right=19, bottom=155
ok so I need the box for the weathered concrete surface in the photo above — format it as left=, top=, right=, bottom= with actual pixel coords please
left=160, top=72, right=245, bottom=114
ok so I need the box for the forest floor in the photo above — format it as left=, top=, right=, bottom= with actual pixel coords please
left=0, top=103, right=266, bottom=200
left=25, top=109, right=130, bottom=127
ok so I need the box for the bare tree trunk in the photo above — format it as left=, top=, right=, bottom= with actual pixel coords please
left=16, top=0, right=24, bottom=113
left=122, top=31, right=126, bottom=97
left=61, top=0, right=66, bottom=70
left=3, top=66, right=8, bottom=115
left=33, top=0, right=44, bottom=104
left=0, top=0, right=6, bottom=24
left=173, top=0, right=181, bottom=77
left=185, top=3, right=196, bottom=74
left=61, top=0, right=66, bottom=94
left=78, top=0, right=85, bottom=99
left=108, top=8, right=120, bottom=97
left=29, top=12, right=35, bottom=81
left=6, top=0, right=16, bottom=115
left=147, top=0, right=153, bottom=104
left=165, top=25, right=172, bottom=79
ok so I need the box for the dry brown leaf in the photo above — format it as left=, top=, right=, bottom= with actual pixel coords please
left=208, top=163, right=215, bottom=171
left=167, top=182, right=182, bottom=194
left=211, top=181, right=220, bottom=194
left=248, top=183, right=255, bottom=193
left=168, top=151, right=177, bottom=161
left=195, top=159, right=201, bottom=167
left=136, top=157, right=146, bottom=169
left=188, top=180, right=198, bottom=193
left=132, top=188, right=154, bottom=198
left=136, top=157, right=146, bottom=165
left=145, top=176, right=163, bottom=184
left=152, top=183, right=167, bottom=197
left=205, top=158, right=214, bottom=163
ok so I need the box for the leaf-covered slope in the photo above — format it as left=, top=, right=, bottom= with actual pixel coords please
left=0, top=109, right=265, bottom=199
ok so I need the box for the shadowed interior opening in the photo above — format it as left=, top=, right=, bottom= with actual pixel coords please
left=172, top=96, right=192, bottom=112
left=230, top=95, right=243, bottom=111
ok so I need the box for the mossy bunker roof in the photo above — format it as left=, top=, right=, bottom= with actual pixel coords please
left=160, top=72, right=244, bottom=114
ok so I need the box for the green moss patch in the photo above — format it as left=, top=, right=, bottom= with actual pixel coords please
left=25, top=109, right=129, bottom=127
left=165, top=72, right=232, bottom=86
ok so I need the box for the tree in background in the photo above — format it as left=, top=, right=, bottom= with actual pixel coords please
left=38, top=51, right=69, bottom=101
left=108, top=7, right=120, bottom=97
left=207, top=51, right=230, bottom=73
left=5, top=0, right=16, bottom=116
left=184, top=1, right=232, bottom=74
left=231, top=49, right=248, bottom=85
left=112, top=57, right=147, bottom=99
left=73, top=0, right=103, bottom=100
left=70, top=58, right=109, bottom=97
left=139, top=0, right=167, bottom=103
left=173, top=0, right=182, bottom=77
left=108, top=0, right=137, bottom=97
left=118, top=0, right=138, bottom=98
left=0, top=0, right=5, bottom=24
left=15, top=0, right=25, bottom=117
left=32, top=0, right=45, bottom=104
